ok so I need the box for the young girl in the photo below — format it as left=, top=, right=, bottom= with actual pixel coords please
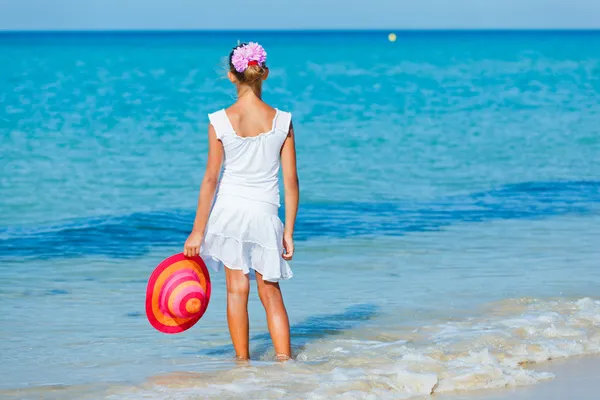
left=183, top=42, right=299, bottom=361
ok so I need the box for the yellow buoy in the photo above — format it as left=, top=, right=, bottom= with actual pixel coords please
left=388, top=33, right=397, bottom=42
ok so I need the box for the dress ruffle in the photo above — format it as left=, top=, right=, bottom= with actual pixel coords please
left=200, top=195, right=293, bottom=282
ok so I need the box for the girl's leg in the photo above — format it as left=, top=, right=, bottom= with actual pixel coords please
left=225, top=267, right=250, bottom=360
left=255, top=271, right=292, bottom=359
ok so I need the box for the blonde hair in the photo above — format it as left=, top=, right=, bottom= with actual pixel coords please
left=229, top=43, right=267, bottom=96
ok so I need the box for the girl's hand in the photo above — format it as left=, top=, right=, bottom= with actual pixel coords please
left=282, top=234, right=294, bottom=261
left=184, top=230, right=204, bottom=257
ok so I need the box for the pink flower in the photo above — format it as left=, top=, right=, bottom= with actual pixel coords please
left=231, top=42, right=267, bottom=73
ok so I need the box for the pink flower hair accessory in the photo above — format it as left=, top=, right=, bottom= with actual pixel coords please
left=231, top=42, right=267, bottom=73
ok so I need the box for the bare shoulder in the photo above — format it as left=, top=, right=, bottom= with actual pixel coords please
left=223, top=104, right=239, bottom=125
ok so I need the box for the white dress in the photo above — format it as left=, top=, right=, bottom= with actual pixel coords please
left=200, top=108, right=293, bottom=282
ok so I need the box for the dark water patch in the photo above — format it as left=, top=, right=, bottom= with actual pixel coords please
left=0, top=211, right=191, bottom=260
left=122, top=279, right=150, bottom=284
left=296, top=181, right=599, bottom=240
left=45, top=289, right=70, bottom=296
left=1, top=180, right=599, bottom=260
left=126, top=311, right=144, bottom=318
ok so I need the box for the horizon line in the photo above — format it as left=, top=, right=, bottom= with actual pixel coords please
left=1, top=28, right=600, bottom=34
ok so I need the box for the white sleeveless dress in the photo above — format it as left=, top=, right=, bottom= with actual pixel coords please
left=200, top=108, right=294, bottom=282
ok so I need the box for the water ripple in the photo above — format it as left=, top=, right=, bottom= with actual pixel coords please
left=0, top=180, right=598, bottom=260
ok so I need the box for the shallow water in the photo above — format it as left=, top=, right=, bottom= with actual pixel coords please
left=1, top=31, right=600, bottom=399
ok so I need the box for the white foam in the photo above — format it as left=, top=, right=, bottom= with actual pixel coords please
left=109, top=297, right=600, bottom=400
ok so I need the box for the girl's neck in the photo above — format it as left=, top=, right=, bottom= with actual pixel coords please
left=236, top=84, right=262, bottom=101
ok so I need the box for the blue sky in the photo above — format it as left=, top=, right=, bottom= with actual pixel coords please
left=1, top=0, right=599, bottom=30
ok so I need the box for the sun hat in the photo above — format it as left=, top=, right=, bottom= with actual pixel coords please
left=145, top=253, right=211, bottom=334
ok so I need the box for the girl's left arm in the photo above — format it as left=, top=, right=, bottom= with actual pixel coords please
left=184, top=124, right=223, bottom=257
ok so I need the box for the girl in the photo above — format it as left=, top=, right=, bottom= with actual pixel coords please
left=183, top=42, right=299, bottom=361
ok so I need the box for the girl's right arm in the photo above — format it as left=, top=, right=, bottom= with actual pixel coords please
left=280, top=121, right=299, bottom=261
left=183, top=123, right=223, bottom=257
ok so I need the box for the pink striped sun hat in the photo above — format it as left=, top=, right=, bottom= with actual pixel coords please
left=145, top=253, right=212, bottom=334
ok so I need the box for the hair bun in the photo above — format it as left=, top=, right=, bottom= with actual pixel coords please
left=243, top=64, right=266, bottom=83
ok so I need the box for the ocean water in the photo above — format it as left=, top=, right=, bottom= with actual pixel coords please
left=1, top=31, right=600, bottom=399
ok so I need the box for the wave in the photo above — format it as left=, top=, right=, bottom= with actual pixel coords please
left=1, top=297, right=598, bottom=399
left=104, top=297, right=600, bottom=399
left=1, top=180, right=599, bottom=260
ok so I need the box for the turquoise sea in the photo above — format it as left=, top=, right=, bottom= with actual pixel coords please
left=1, top=31, right=600, bottom=399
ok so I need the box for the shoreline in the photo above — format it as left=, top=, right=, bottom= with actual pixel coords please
left=2, top=355, right=599, bottom=399
left=443, top=355, right=600, bottom=400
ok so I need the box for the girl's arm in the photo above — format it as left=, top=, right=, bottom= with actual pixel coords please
left=184, top=124, right=223, bottom=257
left=280, top=121, right=299, bottom=261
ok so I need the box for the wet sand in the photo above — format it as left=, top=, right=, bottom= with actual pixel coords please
left=444, top=355, right=600, bottom=400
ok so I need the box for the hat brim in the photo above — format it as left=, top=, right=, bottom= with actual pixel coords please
left=145, top=253, right=211, bottom=334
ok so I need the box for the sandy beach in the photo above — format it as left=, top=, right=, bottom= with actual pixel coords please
left=445, top=355, right=600, bottom=400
